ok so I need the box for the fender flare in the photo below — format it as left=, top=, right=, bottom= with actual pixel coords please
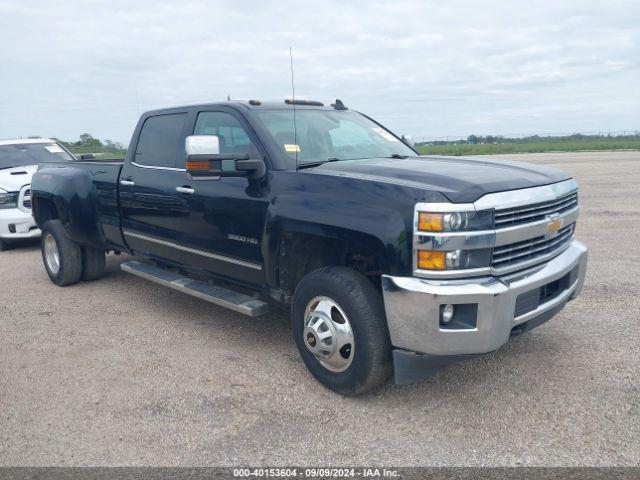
left=31, top=166, right=102, bottom=246
left=264, top=218, right=392, bottom=298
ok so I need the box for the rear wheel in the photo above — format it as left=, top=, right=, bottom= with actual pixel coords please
left=81, top=246, right=106, bottom=281
left=292, top=266, right=392, bottom=396
left=41, top=220, right=82, bottom=286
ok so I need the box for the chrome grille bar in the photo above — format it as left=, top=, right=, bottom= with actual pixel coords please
left=492, top=225, right=574, bottom=268
left=495, top=191, right=577, bottom=227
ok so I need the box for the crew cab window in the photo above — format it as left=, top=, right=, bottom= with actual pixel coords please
left=134, top=113, right=187, bottom=168
left=194, top=112, right=254, bottom=155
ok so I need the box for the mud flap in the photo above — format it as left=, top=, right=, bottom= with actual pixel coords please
left=393, top=349, right=478, bottom=385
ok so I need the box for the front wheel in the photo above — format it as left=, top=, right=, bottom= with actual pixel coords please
left=292, top=267, right=392, bottom=396
left=41, top=220, right=82, bottom=286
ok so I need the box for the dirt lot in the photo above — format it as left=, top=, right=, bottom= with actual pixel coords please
left=1, top=151, right=638, bottom=466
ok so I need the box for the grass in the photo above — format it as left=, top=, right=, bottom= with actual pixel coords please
left=415, top=138, right=640, bottom=156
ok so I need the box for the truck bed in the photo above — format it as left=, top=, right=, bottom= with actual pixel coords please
left=32, top=160, right=124, bottom=249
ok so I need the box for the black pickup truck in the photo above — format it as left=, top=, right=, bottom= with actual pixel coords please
left=31, top=99, right=588, bottom=395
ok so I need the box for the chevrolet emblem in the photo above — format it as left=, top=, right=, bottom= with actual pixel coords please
left=547, top=217, right=563, bottom=233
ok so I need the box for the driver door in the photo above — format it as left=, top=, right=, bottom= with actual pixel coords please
left=174, top=109, right=269, bottom=286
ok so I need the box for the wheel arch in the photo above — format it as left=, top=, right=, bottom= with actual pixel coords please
left=32, top=196, right=61, bottom=226
left=268, top=220, right=390, bottom=303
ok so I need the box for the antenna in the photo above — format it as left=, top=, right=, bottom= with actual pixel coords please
left=289, top=47, right=298, bottom=170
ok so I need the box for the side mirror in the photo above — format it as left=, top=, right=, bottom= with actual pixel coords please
left=184, top=135, right=265, bottom=179
left=185, top=135, right=220, bottom=156
left=401, top=134, right=415, bottom=147
left=80, top=153, right=95, bottom=160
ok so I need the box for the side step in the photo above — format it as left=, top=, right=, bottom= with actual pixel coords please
left=121, top=261, right=269, bottom=317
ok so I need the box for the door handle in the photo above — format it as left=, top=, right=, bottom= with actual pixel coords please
left=120, top=179, right=135, bottom=187
left=176, top=186, right=195, bottom=194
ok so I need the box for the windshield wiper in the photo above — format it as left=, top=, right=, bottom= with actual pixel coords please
left=297, top=157, right=341, bottom=170
left=388, top=154, right=409, bottom=159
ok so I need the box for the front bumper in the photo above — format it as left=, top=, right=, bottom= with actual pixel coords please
left=0, top=208, right=40, bottom=240
left=382, top=240, right=587, bottom=380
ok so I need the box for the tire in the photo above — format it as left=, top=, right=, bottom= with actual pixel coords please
left=81, top=246, right=106, bottom=281
left=40, top=220, right=82, bottom=286
left=292, top=266, right=392, bottom=396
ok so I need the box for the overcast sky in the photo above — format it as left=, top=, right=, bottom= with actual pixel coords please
left=0, top=0, right=638, bottom=144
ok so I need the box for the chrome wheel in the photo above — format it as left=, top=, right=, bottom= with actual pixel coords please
left=303, top=296, right=355, bottom=372
left=44, top=233, right=60, bottom=275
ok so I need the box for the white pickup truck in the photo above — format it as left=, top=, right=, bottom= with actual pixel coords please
left=0, top=138, right=75, bottom=251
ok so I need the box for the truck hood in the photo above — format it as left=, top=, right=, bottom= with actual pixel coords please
left=307, top=155, right=571, bottom=203
left=0, top=165, right=37, bottom=192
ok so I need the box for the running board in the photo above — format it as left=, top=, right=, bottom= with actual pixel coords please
left=121, top=261, right=269, bottom=317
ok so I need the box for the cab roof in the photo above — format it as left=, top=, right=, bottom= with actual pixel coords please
left=143, top=100, right=343, bottom=116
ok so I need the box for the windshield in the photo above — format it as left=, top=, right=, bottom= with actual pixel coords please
left=255, top=109, right=416, bottom=167
left=0, top=142, right=74, bottom=170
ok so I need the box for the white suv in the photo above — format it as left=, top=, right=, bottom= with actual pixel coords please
left=0, top=138, right=75, bottom=251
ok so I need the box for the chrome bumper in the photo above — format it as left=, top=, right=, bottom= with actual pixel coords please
left=382, top=240, right=588, bottom=356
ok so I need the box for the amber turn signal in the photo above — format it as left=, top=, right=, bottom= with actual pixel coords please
left=418, top=212, right=444, bottom=232
left=417, top=250, right=446, bottom=270
left=186, top=159, right=211, bottom=171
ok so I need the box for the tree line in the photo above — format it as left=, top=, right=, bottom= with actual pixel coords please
left=417, top=132, right=640, bottom=146
left=55, top=133, right=127, bottom=157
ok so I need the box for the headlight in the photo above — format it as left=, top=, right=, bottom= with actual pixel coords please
left=0, top=192, right=18, bottom=209
left=415, top=207, right=494, bottom=273
left=418, top=210, right=493, bottom=232
left=417, top=248, right=492, bottom=271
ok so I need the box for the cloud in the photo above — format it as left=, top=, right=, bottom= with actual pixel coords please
left=0, top=0, right=638, bottom=142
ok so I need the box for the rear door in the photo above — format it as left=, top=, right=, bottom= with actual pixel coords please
left=119, top=111, right=191, bottom=265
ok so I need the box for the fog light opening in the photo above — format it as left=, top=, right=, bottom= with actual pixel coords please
left=441, top=304, right=455, bottom=325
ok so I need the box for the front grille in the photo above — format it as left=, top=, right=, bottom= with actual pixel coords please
left=412, top=180, right=580, bottom=280
left=492, top=224, right=575, bottom=270
left=23, top=189, right=32, bottom=209
left=494, top=191, right=578, bottom=228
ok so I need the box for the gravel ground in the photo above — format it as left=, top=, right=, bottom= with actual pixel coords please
left=0, top=151, right=638, bottom=466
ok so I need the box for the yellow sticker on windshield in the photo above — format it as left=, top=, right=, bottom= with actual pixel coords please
left=284, top=144, right=301, bottom=152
